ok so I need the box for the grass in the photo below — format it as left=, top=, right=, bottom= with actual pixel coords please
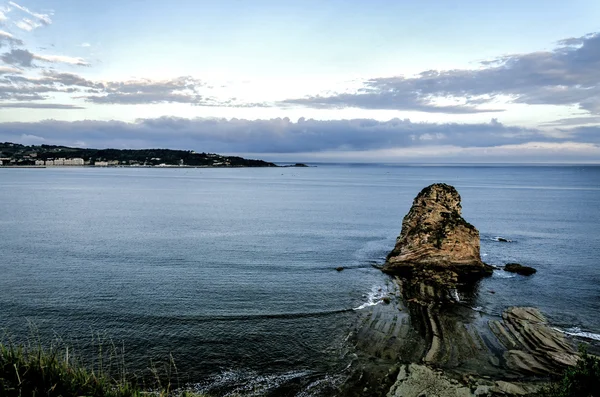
left=0, top=336, right=207, bottom=397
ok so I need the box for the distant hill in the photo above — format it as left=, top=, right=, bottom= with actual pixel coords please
left=0, top=142, right=277, bottom=167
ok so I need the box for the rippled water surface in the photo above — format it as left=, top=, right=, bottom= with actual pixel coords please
left=1, top=165, right=599, bottom=392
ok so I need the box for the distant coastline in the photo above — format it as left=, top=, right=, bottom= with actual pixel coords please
left=0, top=142, right=308, bottom=168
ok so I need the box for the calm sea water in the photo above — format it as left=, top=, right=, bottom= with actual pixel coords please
left=1, top=165, right=599, bottom=393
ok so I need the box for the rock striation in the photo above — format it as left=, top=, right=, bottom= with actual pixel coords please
left=383, top=183, right=492, bottom=285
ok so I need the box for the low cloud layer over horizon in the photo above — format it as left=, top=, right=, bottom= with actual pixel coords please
left=0, top=0, right=599, bottom=162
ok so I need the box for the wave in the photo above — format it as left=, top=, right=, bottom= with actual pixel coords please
left=192, top=368, right=312, bottom=396
left=560, top=327, right=600, bottom=342
left=353, top=285, right=388, bottom=310
left=492, top=269, right=516, bottom=279
left=449, top=289, right=461, bottom=302
left=491, top=236, right=513, bottom=242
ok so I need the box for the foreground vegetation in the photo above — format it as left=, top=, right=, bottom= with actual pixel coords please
left=541, top=346, right=600, bottom=397
left=1, top=336, right=598, bottom=397
left=0, top=339, right=205, bottom=397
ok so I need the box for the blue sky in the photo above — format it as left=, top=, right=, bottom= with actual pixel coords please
left=0, top=0, right=599, bottom=162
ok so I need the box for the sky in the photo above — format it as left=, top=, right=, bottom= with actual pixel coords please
left=0, top=0, right=599, bottom=162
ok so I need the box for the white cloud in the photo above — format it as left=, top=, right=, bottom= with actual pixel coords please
left=8, top=1, right=52, bottom=25
left=34, top=53, right=89, bottom=66
left=79, top=42, right=91, bottom=48
left=15, top=17, right=40, bottom=31
left=0, top=29, right=23, bottom=45
left=19, top=133, right=45, bottom=144
left=0, top=65, right=21, bottom=74
left=0, top=48, right=90, bottom=66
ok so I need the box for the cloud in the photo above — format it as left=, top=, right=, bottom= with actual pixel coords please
left=0, top=70, right=95, bottom=101
left=78, top=42, right=91, bottom=47
left=541, top=116, right=600, bottom=127
left=0, top=116, right=583, bottom=153
left=283, top=92, right=503, bottom=114
left=0, top=48, right=32, bottom=65
left=0, top=70, right=218, bottom=106
left=80, top=76, right=212, bottom=104
left=0, top=65, right=21, bottom=74
left=0, top=48, right=89, bottom=66
left=0, top=102, right=84, bottom=109
left=34, top=53, right=89, bottom=66
left=8, top=1, right=52, bottom=31
left=282, top=32, right=600, bottom=115
left=0, top=29, right=23, bottom=46
left=18, top=133, right=45, bottom=144
left=0, top=117, right=596, bottom=162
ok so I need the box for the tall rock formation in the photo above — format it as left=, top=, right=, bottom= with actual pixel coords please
left=383, top=183, right=492, bottom=283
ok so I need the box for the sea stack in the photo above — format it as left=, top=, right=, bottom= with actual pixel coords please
left=383, top=183, right=493, bottom=283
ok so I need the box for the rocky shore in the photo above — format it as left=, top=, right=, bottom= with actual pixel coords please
left=340, top=184, right=584, bottom=397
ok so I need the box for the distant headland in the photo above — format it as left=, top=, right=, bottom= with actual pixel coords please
left=0, top=142, right=307, bottom=168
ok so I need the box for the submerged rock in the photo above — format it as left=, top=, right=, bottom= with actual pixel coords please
left=383, top=183, right=492, bottom=286
left=504, top=263, right=537, bottom=276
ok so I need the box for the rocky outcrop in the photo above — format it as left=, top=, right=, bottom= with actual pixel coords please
left=504, top=263, right=537, bottom=276
left=383, top=184, right=493, bottom=285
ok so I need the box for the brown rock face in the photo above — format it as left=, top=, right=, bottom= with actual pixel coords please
left=383, top=183, right=492, bottom=281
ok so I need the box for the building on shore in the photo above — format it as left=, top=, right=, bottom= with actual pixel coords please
left=64, top=158, right=85, bottom=166
left=42, top=158, right=85, bottom=166
left=94, top=161, right=109, bottom=166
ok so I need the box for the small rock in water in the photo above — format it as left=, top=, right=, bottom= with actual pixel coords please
left=497, top=237, right=511, bottom=242
left=335, top=266, right=345, bottom=272
left=488, top=290, right=496, bottom=294
left=504, top=263, right=537, bottom=276
left=382, top=296, right=391, bottom=304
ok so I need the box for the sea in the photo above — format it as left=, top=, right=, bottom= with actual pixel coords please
left=1, top=164, right=599, bottom=395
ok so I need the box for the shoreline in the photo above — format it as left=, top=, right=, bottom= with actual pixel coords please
left=0, top=164, right=308, bottom=169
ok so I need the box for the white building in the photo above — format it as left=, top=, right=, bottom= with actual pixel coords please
left=94, top=161, right=109, bottom=166
left=35, top=160, right=45, bottom=166
left=63, top=158, right=84, bottom=166
left=45, top=160, right=54, bottom=166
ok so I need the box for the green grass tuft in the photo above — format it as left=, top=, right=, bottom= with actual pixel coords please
left=0, top=339, right=210, bottom=397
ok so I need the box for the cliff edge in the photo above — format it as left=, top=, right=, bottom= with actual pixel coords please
left=383, top=183, right=492, bottom=284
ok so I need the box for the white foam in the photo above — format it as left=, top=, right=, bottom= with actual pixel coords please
left=353, top=285, right=387, bottom=310
left=491, top=236, right=513, bottom=242
left=193, top=369, right=311, bottom=396
left=450, top=289, right=461, bottom=302
left=561, top=327, right=600, bottom=342
left=492, top=269, right=516, bottom=279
